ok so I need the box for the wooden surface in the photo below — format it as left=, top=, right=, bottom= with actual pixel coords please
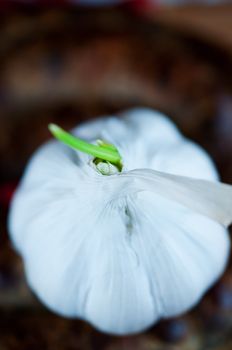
left=148, top=5, right=232, bottom=56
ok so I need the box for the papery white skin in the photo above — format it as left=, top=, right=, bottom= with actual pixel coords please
left=9, top=108, right=231, bottom=335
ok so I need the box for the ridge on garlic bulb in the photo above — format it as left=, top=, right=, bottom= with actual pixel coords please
left=8, top=108, right=232, bottom=335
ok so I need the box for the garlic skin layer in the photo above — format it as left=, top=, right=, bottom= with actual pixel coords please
left=9, top=108, right=230, bottom=335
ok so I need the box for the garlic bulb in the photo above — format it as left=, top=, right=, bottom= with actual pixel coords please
left=9, top=108, right=232, bottom=335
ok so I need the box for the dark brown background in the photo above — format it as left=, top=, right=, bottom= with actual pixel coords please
left=1, top=6, right=232, bottom=350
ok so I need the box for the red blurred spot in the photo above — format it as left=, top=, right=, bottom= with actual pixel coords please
left=0, top=182, right=18, bottom=208
left=128, top=0, right=159, bottom=13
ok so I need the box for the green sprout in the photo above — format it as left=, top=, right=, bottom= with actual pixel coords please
left=48, top=124, right=122, bottom=172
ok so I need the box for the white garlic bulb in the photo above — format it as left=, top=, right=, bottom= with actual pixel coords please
left=9, top=108, right=232, bottom=335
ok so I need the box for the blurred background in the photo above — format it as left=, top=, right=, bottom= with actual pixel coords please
left=1, top=1, right=232, bottom=349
